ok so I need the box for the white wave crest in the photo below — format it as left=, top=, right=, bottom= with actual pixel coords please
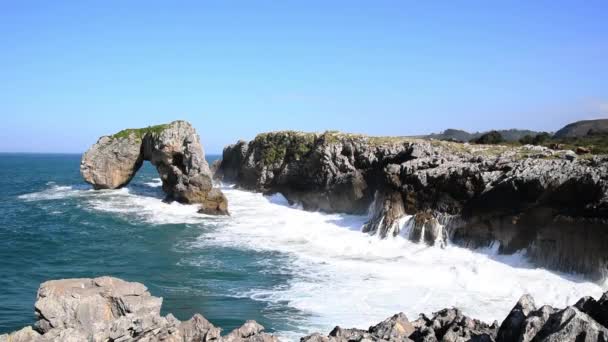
left=196, top=187, right=606, bottom=338
left=18, top=182, right=607, bottom=340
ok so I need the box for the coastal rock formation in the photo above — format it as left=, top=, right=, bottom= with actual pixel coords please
left=0, top=276, right=275, bottom=342
left=215, top=131, right=608, bottom=278
left=81, top=121, right=228, bottom=215
left=302, top=291, right=608, bottom=342
left=4, top=277, right=608, bottom=342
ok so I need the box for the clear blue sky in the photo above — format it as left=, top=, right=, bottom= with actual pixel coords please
left=1, top=1, right=606, bottom=153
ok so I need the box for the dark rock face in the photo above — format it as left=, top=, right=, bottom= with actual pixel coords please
left=216, top=131, right=608, bottom=278
left=0, top=276, right=276, bottom=342
left=301, top=290, right=608, bottom=342
left=81, top=120, right=228, bottom=215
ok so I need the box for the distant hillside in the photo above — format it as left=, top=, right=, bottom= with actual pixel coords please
left=427, top=128, right=541, bottom=142
left=554, top=119, right=608, bottom=138
left=426, top=129, right=476, bottom=142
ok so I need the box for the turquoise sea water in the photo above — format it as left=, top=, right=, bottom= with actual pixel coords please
left=1, top=153, right=605, bottom=340
left=0, top=153, right=301, bottom=335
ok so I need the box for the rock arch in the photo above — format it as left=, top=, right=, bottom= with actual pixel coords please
left=81, top=120, right=228, bottom=215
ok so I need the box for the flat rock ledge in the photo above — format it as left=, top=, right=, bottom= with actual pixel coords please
left=0, top=276, right=276, bottom=342
left=4, top=277, right=608, bottom=342
left=81, top=120, right=228, bottom=215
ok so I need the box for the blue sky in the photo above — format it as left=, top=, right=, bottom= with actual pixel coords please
left=0, top=1, right=606, bottom=153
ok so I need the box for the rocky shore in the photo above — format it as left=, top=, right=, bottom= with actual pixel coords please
left=214, top=131, right=608, bottom=279
left=0, top=277, right=276, bottom=342
left=3, top=276, right=608, bottom=342
left=81, top=120, right=228, bottom=215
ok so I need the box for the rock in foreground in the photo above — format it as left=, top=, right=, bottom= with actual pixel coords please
left=302, top=291, right=608, bottom=342
left=0, top=276, right=275, bottom=342
left=81, top=120, right=228, bottom=215
left=4, top=276, right=608, bottom=342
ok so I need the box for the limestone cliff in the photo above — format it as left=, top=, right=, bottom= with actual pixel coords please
left=81, top=120, right=228, bottom=215
left=215, top=131, right=608, bottom=279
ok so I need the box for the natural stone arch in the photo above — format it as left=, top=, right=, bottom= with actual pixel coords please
left=81, top=120, right=228, bottom=215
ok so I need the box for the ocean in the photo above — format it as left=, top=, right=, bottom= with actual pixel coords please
left=0, top=153, right=605, bottom=340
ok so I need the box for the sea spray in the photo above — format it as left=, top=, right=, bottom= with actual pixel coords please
left=17, top=180, right=606, bottom=339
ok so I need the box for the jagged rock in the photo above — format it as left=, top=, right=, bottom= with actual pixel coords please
left=6, top=282, right=608, bottom=342
left=496, top=295, right=536, bottom=342
left=530, top=306, right=608, bottom=341
left=369, top=312, right=415, bottom=340
left=0, top=276, right=275, bottom=342
left=81, top=120, right=228, bottom=215
left=410, top=308, right=498, bottom=342
left=576, top=293, right=608, bottom=327
left=301, top=312, right=415, bottom=342
left=216, top=131, right=608, bottom=278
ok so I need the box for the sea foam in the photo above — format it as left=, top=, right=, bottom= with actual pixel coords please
left=197, top=187, right=606, bottom=338
left=19, top=181, right=607, bottom=340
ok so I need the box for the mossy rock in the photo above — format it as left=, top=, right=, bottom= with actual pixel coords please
left=111, top=124, right=170, bottom=141
left=253, top=131, right=318, bottom=164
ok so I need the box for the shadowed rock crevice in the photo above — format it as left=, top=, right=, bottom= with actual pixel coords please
left=81, top=120, right=228, bottom=215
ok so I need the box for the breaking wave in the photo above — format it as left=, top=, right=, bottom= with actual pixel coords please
left=18, top=181, right=606, bottom=340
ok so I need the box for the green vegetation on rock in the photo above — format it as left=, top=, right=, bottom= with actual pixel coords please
left=111, top=124, right=170, bottom=141
left=254, top=131, right=317, bottom=164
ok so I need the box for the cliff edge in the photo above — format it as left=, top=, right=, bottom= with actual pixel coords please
left=215, top=131, right=608, bottom=278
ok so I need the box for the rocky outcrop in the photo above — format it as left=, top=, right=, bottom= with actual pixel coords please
left=215, top=131, right=608, bottom=278
left=0, top=276, right=275, bottom=342
left=303, top=291, right=608, bottom=342
left=81, top=121, right=228, bottom=215
left=5, top=278, right=608, bottom=342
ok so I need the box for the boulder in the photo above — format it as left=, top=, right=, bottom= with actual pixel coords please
left=0, top=276, right=276, bottom=342
left=81, top=120, right=228, bottom=215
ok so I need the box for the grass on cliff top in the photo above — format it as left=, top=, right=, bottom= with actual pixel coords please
left=253, top=131, right=318, bottom=164
left=252, top=130, right=421, bottom=164
left=111, top=124, right=170, bottom=140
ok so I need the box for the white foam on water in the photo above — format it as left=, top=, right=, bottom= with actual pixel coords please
left=18, top=181, right=209, bottom=225
left=196, top=187, right=606, bottom=339
left=18, top=184, right=86, bottom=201
left=145, top=178, right=163, bottom=188
left=19, top=182, right=608, bottom=341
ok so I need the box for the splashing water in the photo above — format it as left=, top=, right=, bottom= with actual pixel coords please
left=3, top=155, right=606, bottom=341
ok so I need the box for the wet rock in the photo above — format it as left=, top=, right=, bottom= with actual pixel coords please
left=81, top=120, right=228, bottom=215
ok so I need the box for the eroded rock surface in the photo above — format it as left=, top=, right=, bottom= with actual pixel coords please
left=0, top=276, right=275, bottom=342
left=5, top=278, right=608, bottom=342
left=81, top=120, right=228, bottom=215
left=215, top=131, right=608, bottom=278
left=301, top=290, right=608, bottom=342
